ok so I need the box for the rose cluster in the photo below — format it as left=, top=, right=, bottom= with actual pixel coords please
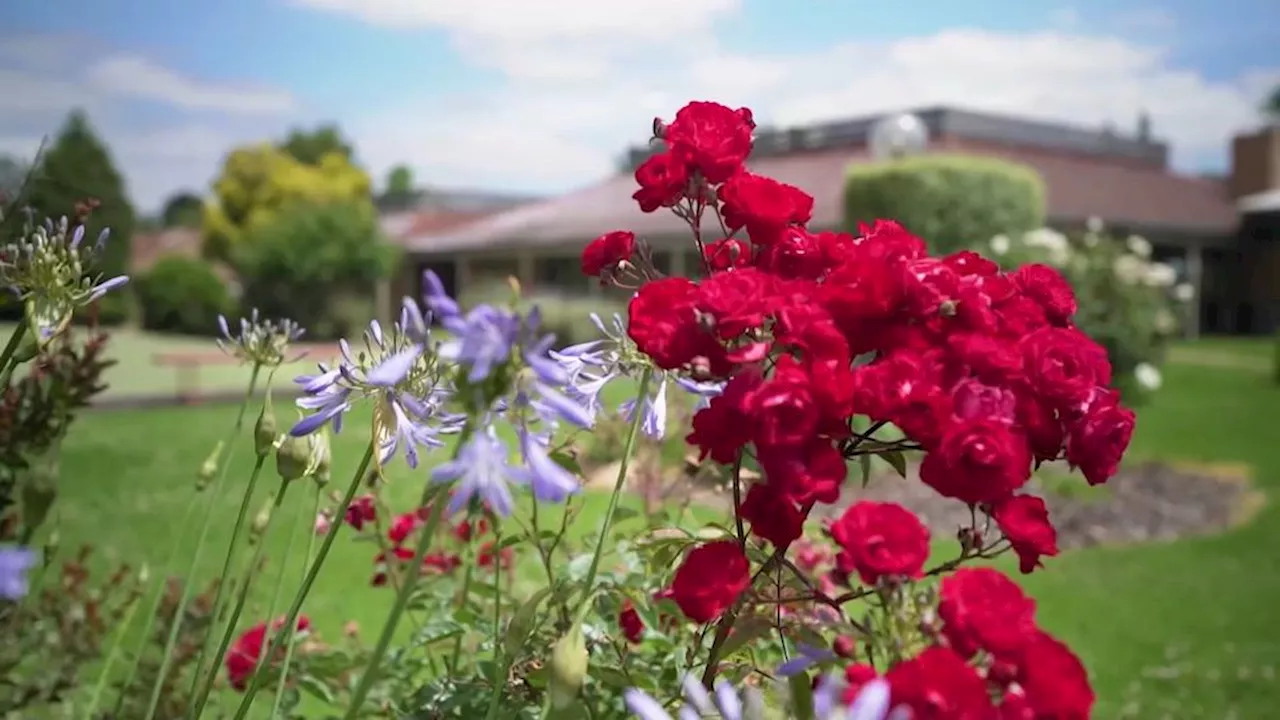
left=582, top=100, right=1136, bottom=718
left=225, top=615, right=312, bottom=691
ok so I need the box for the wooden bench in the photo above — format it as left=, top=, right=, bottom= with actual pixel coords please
left=151, top=351, right=242, bottom=404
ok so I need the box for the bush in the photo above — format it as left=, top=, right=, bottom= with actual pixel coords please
left=235, top=201, right=397, bottom=340
left=987, top=223, right=1191, bottom=405
left=134, top=257, right=231, bottom=335
left=459, top=282, right=625, bottom=349
left=844, top=154, right=1046, bottom=255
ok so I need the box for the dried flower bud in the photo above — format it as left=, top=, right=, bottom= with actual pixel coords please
left=197, top=441, right=224, bottom=490
left=833, top=635, right=857, bottom=659
left=254, top=395, right=278, bottom=458
left=548, top=625, right=589, bottom=709
left=275, top=435, right=310, bottom=483
left=250, top=498, right=274, bottom=542
left=307, top=430, right=332, bottom=486
left=652, top=116, right=667, bottom=140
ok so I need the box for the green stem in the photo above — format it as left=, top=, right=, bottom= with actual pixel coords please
left=575, top=368, right=652, bottom=612
left=111, top=492, right=200, bottom=718
left=84, top=588, right=143, bottom=719
left=188, top=480, right=290, bottom=719
left=340, top=485, right=450, bottom=720
left=448, top=533, right=476, bottom=672
left=142, top=366, right=262, bottom=720
left=0, top=321, right=28, bottom=384
left=229, top=441, right=376, bottom=717
left=483, top=523, right=507, bottom=720
left=253, top=488, right=306, bottom=678
left=269, top=487, right=323, bottom=719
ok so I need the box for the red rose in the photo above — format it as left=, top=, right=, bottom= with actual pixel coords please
left=618, top=600, right=645, bottom=644
left=828, top=501, right=930, bottom=585
left=702, top=237, right=751, bottom=271
left=668, top=540, right=751, bottom=623
left=631, top=151, right=689, bottom=213
left=886, top=646, right=995, bottom=719
left=754, top=226, right=827, bottom=280
left=1013, top=263, right=1078, bottom=325
left=756, top=438, right=848, bottom=505
left=687, top=371, right=760, bottom=464
left=738, top=482, right=804, bottom=548
left=344, top=494, right=376, bottom=531
left=938, top=568, right=1038, bottom=659
left=1065, top=389, right=1135, bottom=485
left=748, top=355, right=818, bottom=449
left=919, top=419, right=1032, bottom=505
left=1017, top=395, right=1066, bottom=466
left=695, top=266, right=775, bottom=340
left=993, top=494, right=1060, bottom=573
left=1021, top=327, right=1111, bottom=410
left=994, top=294, right=1050, bottom=338
left=857, top=220, right=928, bottom=263
left=225, top=616, right=311, bottom=692
left=627, top=277, right=722, bottom=371
left=717, top=171, right=814, bottom=244
left=663, top=101, right=754, bottom=184
left=840, top=663, right=880, bottom=704
left=580, top=230, right=637, bottom=277
left=388, top=511, right=423, bottom=545
left=1016, top=631, right=1095, bottom=720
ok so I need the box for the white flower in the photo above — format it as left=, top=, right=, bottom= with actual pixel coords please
left=1126, top=235, right=1153, bottom=258
left=1144, top=263, right=1176, bottom=288
left=1154, top=309, right=1177, bottom=334
left=1113, top=255, right=1144, bottom=284
left=1023, top=228, right=1068, bottom=252
left=1135, top=363, right=1162, bottom=391
left=990, top=234, right=1011, bottom=255
left=1173, top=283, right=1195, bottom=302
left=1086, top=216, right=1104, bottom=233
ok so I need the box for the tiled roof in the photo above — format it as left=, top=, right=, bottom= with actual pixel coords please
left=405, top=142, right=1240, bottom=255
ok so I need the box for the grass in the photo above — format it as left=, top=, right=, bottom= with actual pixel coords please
left=29, top=338, right=1280, bottom=718
left=0, top=322, right=307, bottom=399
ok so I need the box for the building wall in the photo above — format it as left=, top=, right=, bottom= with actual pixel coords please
left=1229, top=129, right=1280, bottom=199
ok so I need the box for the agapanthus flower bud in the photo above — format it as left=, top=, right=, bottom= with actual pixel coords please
left=250, top=499, right=273, bottom=541
left=196, top=441, right=224, bottom=491
left=216, top=309, right=305, bottom=368
left=0, top=215, right=128, bottom=341
left=549, top=625, right=589, bottom=709
left=254, top=395, right=279, bottom=458
left=306, top=429, right=332, bottom=485
left=275, top=434, right=311, bottom=482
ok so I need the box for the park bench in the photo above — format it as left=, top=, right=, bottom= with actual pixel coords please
left=151, top=351, right=242, bottom=404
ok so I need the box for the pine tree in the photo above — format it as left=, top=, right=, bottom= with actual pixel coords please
left=25, top=110, right=136, bottom=280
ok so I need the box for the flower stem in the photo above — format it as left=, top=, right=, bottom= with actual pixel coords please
left=110, top=492, right=200, bottom=718
left=575, top=367, right=652, bottom=612
left=269, top=487, right=323, bottom=719
left=340, top=479, right=453, bottom=719
left=0, top=321, right=28, bottom=382
left=483, top=523, right=507, bottom=720
left=188, top=480, right=290, bottom=719
left=448, top=533, right=477, bottom=672
left=142, top=365, right=262, bottom=720
left=229, top=441, right=375, bottom=716
left=85, top=584, right=143, bottom=719
left=254, top=486, right=307, bottom=678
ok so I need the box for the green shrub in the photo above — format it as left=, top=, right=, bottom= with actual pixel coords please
left=459, top=282, right=625, bottom=349
left=134, top=256, right=231, bottom=335
left=235, top=201, right=397, bottom=340
left=844, top=154, right=1046, bottom=254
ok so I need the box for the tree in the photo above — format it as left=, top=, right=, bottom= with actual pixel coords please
left=279, top=124, right=354, bottom=166
left=1265, top=83, right=1280, bottom=123
left=160, top=191, right=204, bottom=228
left=202, top=143, right=373, bottom=262
left=0, top=155, right=28, bottom=203
left=24, top=110, right=136, bottom=281
left=379, top=164, right=418, bottom=208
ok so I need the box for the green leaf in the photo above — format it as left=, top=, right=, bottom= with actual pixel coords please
left=788, top=671, right=816, bottom=720
left=505, top=585, right=554, bottom=657
left=859, top=454, right=872, bottom=487
left=611, top=505, right=641, bottom=524
left=296, top=674, right=337, bottom=705
left=550, top=449, right=583, bottom=477
left=717, top=614, right=774, bottom=659
left=878, top=449, right=908, bottom=478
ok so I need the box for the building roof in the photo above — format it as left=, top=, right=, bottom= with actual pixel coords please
left=405, top=142, right=1240, bottom=256
left=130, top=227, right=203, bottom=272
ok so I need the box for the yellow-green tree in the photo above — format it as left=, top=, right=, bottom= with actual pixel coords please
left=202, top=143, right=371, bottom=262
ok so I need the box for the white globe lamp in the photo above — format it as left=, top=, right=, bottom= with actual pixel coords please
left=869, top=112, right=929, bottom=160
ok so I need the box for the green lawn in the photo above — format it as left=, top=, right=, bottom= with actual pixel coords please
left=0, top=322, right=309, bottom=399
left=33, top=340, right=1280, bottom=718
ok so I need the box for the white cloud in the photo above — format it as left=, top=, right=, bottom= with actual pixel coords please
left=85, top=56, right=295, bottom=115
left=347, top=27, right=1276, bottom=197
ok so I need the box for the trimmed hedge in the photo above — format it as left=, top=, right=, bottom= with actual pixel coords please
left=135, top=256, right=232, bottom=335
left=843, top=154, right=1046, bottom=254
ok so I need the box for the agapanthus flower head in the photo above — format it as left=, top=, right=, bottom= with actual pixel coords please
left=0, top=214, right=127, bottom=339
left=216, top=309, right=305, bottom=367
left=291, top=300, right=461, bottom=470
left=0, top=545, right=37, bottom=600
left=626, top=674, right=894, bottom=720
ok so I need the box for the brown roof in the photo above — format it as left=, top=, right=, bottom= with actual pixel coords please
left=389, top=209, right=506, bottom=245
left=405, top=142, right=1240, bottom=256
left=130, top=227, right=203, bottom=272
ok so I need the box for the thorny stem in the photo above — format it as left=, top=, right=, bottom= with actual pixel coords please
left=144, top=365, right=262, bottom=720
left=269, top=486, right=324, bottom=720
left=189, top=479, right=290, bottom=719
left=342, top=482, right=452, bottom=719
left=229, top=440, right=376, bottom=716
left=575, top=368, right=653, bottom=614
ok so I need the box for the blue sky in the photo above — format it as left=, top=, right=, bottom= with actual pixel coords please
left=1, top=0, right=1276, bottom=211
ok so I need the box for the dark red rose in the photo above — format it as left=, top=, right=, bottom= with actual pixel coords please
left=668, top=540, right=751, bottom=623
left=1013, top=263, right=1078, bottom=325
left=887, top=646, right=995, bottom=719
left=580, top=230, right=637, bottom=277
left=627, top=277, right=722, bottom=371
left=993, top=494, right=1060, bottom=573
left=919, top=419, right=1032, bottom=505
left=687, top=371, right=760, bottom=464
left=1065, top=389, right=1135, bottom=485
left=632, top=150, right=689, bottom=213
left=748, top=355, right=819, bottom=449
left=618, top=600, right=645, bottom=644
left=938, top=568, right=1038, bottom=659
left=738, top=482, right=804, bottom=548
left=344, top=494, right=376, bottom=531
left=702, top=237, right=751, bottom=271
left=828, top=501, right=930, bottom=585
left=1016, top=631, right=1095, bottom=720
left=717, top=171, right=814, bottom=244
left=663, top=101, right=754, bottom=184
left=695, top=266, right=775, bottom=340
left=1021, top=326, right=1111, bottom=410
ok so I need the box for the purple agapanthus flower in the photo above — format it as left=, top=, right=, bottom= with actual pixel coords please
left=216, top=309, right=305, bottom=367
left=431, top=428, right=519, bottom=516
left=777, top=643, right=837, bottom=678
left=291, top=300, right=459, bottom=469
left=0, top=546, right=37, bottom=600
left=626, top=674, right=895, bottom=720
